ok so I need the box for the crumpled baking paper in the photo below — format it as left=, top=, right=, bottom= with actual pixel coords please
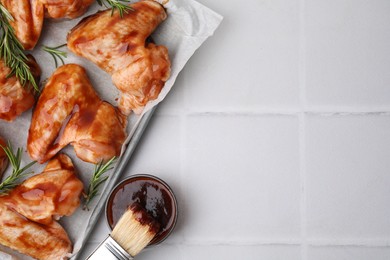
left=0, top=0, right=222, bottom=259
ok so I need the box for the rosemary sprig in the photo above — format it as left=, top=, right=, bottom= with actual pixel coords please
left=83, top=156, right=116, bottom=210
left=0, top=4, right=39, bottom=91
left=0, top=143, right=36, bottom=195
left=96, top=0, right=133, bottom=18
left=42, top=44, right=67, bottom=68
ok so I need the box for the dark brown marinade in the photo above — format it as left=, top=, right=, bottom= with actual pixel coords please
left=107, top=175, right=176, bottom=245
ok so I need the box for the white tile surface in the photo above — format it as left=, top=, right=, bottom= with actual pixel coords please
left=136, top=244, right=182, bottom=260
left=124, top=115, right=182, bottom=187
left=308, top=246, right=390, bottom=260
left=155, top=71, right=187, bottom=115
left=179, top=245, right=301, bottom=260
left=185, top=0, right=300, bottom=111
left=306, top=115, right=390, bottom=239
left=305, top=0, right=390, bottom=108
left=183, top=115, right=300, bottom=242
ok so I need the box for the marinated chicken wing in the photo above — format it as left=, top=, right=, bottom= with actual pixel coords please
left=0, top=0, right=94, bottom=50
left=1, top=0, right=44, bottom=50
left=0, top=55, right=41, bottom=121
left=68, top=0, right=171, bottom=115
left=28, top=64, right=127, bottom=164
left=2, top=154, right=83, bottom=225
left=0, top=201, right=72, bottom=260
left=42, top=0, right=95, bottom=19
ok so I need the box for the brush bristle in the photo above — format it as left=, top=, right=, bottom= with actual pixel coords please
left=111, top=204, right=160, bottom=256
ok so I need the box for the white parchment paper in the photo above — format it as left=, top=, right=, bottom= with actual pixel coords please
left=0, top=0, right=222, bottom=259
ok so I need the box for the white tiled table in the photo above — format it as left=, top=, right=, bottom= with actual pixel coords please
left=80, top=0, right=390, bottom=259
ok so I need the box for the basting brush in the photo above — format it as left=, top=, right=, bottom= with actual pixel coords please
left=87, top=203, right=160, bottom=260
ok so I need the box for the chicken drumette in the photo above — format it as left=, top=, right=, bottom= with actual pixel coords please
left=2, top=154, right=84, bottom=225
left=0, top=154, right=82, bottom=260
left=28, top=64, right=127, bottom=164
left=42, top=0, right=95, bottom=19
left=68, top=0, right=171, bottom=115
left=0, top=204, right=72, bottom=260
left=1, top=0, right=94, bottom=50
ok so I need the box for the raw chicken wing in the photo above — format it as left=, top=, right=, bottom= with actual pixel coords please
left=0, top=0, right=44, bottom=50
left=42, top=0, right=95, bottom=19
left=0, top=200, right=72, bottom=260
left=28, top=64, right=127, bottom=164
left=2, top=154, right=83, bottom=225
left=68, top=0, right=171, bottom=115
left=0, top=0, right=94, bottom=50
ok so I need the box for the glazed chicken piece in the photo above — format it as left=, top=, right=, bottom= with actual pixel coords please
left=1, top=0, right=44, bottom=50
left=0, top=0, right=94, bottom=50
left=42, top=0, right=95, bottom=19
left=28, top=64, right=127, bottom=164
left=68, top=0, right=171, bottom=115
left=0, top=200, right=72, bottom=260
left=0, top=55, right=41, bottom=121
left=0, top=154, right=80, bottom=259
left=2, top=154, right=83, bottom=225
left=0, top=136, right=8, bottom=179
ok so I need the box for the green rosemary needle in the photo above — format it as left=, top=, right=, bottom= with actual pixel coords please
left=42, top=44, right=67, bottom=68
left=0, top=143, right=36, bottom=195
left=96, top=0, right=133, bottom=17
left=0, top=4, right=39, bottom=91
left=83, top=156, right=116, bottom=210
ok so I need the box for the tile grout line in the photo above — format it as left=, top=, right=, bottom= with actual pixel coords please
left=307, top=239, right=390, bottom=247
left=180, top=69, right=189, bottom=246
left=179, top=111, right=188, bottom=246
left=299, top=0, right=308, bottom=258
left=298, top=113, right=308, bottom=259
left=86, top=238, right=390, bottom=246
left=166, top=240, right=390, bottom=247
left=158, top=109, right=390, bottom=117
